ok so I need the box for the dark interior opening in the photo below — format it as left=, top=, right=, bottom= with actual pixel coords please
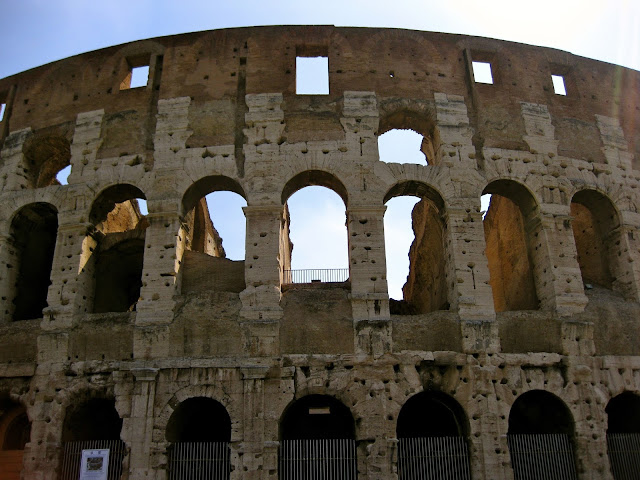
left=606, top=392, right=640, bottom=434
left=280, top=395, right=354, bottom=440
left=508, top=390, right=573, bottom=435
left=62, top=398, right=122, bottom=442
left=397, top=391, right=468, bottom=438
left=166, top=397, right=231, bottom=443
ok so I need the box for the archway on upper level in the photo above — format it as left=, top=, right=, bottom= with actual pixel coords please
left=378, top=109, right=437, bottom=165
left=0, top=399, right=30, bottom=480
left=279, top=395, right=356, bottom=480
left=396, top=391, right=471, bottom=479
left=60, top=397, right=125, bottom=480
left=84, top=184, right=147, bottom=313
left=570, top=189, right=619, bottom=291
left=281, top=171, right=349, bottom=286
left=22, top=135, right=71, bottom=188
left=180, top=176, right=247, bottom=294
left=606, top=391, right=640, bottom=478
left=483, top=180, right=540, bottom=312
left=7, top=202, right=58, bottom=321
left=508, top=390, right=577, bottom=479
left=166, top=397, right=232, bottom=479
left=384, top=182, right=448, bottom=314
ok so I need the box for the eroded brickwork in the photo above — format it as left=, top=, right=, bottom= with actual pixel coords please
left=0, top=26, right=639, bottom=480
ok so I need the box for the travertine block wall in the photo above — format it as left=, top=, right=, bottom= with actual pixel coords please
left=0, top=26, right=638, bottom=480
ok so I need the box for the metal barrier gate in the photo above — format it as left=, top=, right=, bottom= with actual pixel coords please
left=398, top=437, right=471, bottom=480
left=167, top=442, right=230, bottom=480
left=282, top=269, right=349, bottom=284
left=60, top=440, right=126, bottom=480
left=607, top=433, right=640, bottom=480
left=279, top=439, right=357, bottom=480
left=508, top=434, right=577, bottom=480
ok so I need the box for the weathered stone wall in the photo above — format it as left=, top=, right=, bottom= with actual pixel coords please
left=0, top=25, right=638, bottom=480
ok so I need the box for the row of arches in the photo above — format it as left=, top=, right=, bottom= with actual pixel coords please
left=3, top=172, right=628, bottom=320
left=3, top=390, right=638, bottom=479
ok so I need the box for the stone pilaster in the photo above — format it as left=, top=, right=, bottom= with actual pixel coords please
left=239, top=367, right=268, bottom=480
left=68, top=109, right=104, bottom=183
left=521, top=102, right=559, bottom=157
left=434, top=93, right=476, bottom=168
left=0, top=233, right=17, bottom=323
left=596, top=114, right=633, bottom=171
left=0, top=128, right=32, bottom=191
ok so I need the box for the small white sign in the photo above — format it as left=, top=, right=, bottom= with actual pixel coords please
left=80, top=449, right=110, bottom=480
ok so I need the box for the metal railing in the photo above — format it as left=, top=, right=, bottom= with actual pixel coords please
left=607, top=433, right=640, bottom=480
left=280, top=438, right=357, bottom=480
left=60, top=440, right=126, bottom=480
left=167, top=442, right=230, bottom=480
left=283, top=268, right=349, bottom=285
left=508, top=434, right=577, bottom=480
left=398, top=437, right=471, bottom=480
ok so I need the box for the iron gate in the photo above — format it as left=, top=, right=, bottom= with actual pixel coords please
left=60, top=440, right=126, bottom=480
left=167, top=442, right=230, bottom=480
left=508, top=434, right=577, bottom=480
left=398, top=436, right=471, bottom=480
left=607, top=433, right=640, bottom=480
left=279, top=438, right=357, bottom=480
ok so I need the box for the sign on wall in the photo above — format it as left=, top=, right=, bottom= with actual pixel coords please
left=80, top=449, right=110, bottom=480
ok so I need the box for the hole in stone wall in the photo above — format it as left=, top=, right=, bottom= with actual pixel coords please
left=23, top=135, right=72, bottom=188
left=482, top=181, right=539, bottom=312
left=378, top=129, right=430, bottom=165
left=56, top=165, right=71, bottom=185
left=10, top=203, right=58, bottom=321
left=385, top=182, right=447, bottom=315
left=130, top=65, right=150, bottom=88
left=120, top=55, right=151, bottom=90
left=87, top=185, right=147, bottom=313
left=0, top=401, right=30, bottom=451
left=552, top=75, right=567, bottom=96
left=62, top=398, right=122, bottom=442
left=0, top=103, right=5, bottom=122
left=285, top=186, right=349, bottom=280
left=397, top=391, right=469, bottom=438
left=472, top=61, right=493, bottom=84
left=296, top=56, right=329, bottom=95
left=166, top=397, right=231, bottom=443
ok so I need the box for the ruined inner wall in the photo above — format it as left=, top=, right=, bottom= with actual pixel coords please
left=0, top=26, right=639, bottom=480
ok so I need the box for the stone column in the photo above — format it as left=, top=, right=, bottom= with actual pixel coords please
left=444, top=205, right=499, bottom=353
left=0, top=233, right=17, bottom=323
left=347, top=206, right=392, bottom=356
left=0, top=128, right=32, bottom=191
left=239, top=205, right=282, bottom=356
left=526, top=210, right=588, bottom=315
left=123, top=368, right=159, bottom=480
left=239, top=367, right=268, bottom=480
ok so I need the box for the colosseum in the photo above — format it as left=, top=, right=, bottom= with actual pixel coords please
left=0, top=24, right=639, bottom=480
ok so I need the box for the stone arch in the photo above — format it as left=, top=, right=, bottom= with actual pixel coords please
left=396, top=391, right=471, bottom=479
left=507, top=390, right=577, bottom=479
left=384, top=181, right=448, bottom=313
left=4, top=202, right=58, bottom=321
left=179, top=175, right=247, bottom=293
left=22, top=133, right=72, bottom=188
left=0, top=398, right=30, bottom=480
left=83, top=184, right=148, bottom=314
left=606, top=391, right=640, bottom=434
left=281, top=170, right=348, bottom=207
left=570, top=188, right=620, bottom=290
left=606, top=391, right=640, bottom=479
left=483, top=179, right=540, bottom=312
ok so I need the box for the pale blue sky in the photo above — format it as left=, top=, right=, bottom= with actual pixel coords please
left=5, top=0, right=639, bottom=298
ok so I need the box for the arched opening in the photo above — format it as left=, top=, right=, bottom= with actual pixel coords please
left=279, top=395, right=356, bottom=480
left=508, top=390, right=577, bottom=479
left=483, top=180, right=539, bottom=312
left=166, top=397, right=231, bottom=480
left=378, top=109, right=438, bottom=166
left=606, top=392, right=640, bottom=478
left=384, top=182, right=448, bottom=314
left=0, top=400, right=30, bottom=480
left=281, top=171, right=349, bottom=286
left=570, top=190, right=618, bottom=290
left=396, top=391, right=471, bottom=479
left=7, top=203, right=58, bottom=321
left=60, top=397, right=125, bottom=480
left=23, top=135, right=71, bottom=188
left=180, top=177, right=247, bottom=294
left=84, top=185, right=147, bottom=313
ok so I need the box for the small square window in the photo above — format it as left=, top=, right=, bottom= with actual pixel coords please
left=551, top=75, right=567, bottom=95
left=296, top=56, right=329, bottom=95
left=0, top=103, right=5, bottom=121
left=130, top=66, right=150, bottom=88
left=472, top=61, right=493, bottom=84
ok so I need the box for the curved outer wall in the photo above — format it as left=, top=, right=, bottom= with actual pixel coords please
left=0, top=25, right=639, bottom=479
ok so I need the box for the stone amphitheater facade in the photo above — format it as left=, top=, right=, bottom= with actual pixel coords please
left=0, top=25, right=639, bottom=480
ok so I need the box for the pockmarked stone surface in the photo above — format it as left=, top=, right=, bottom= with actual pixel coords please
left=0, top=25, right=639, bottom=480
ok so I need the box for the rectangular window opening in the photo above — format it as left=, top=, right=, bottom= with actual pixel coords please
left=552, top=74, right=567, bottom=95
left=472, top=61, right=493, bottom=84
left=130, top=65, right=150, bottom=88
left=296, top=56, right=329, bottom=95
left=0, top=103, right=5, bottom=122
